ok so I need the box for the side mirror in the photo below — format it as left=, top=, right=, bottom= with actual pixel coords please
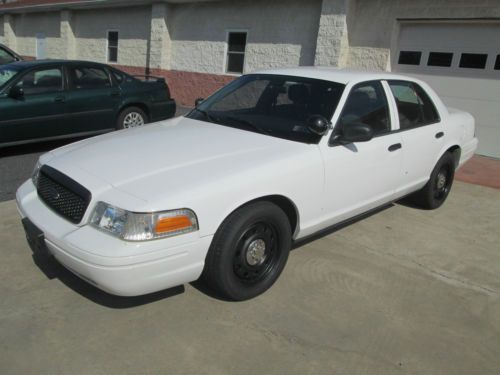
left=195, top=97, right=204, bottom=107
left=307, top=115, right=331, bottom=136
left=9, top=86, right=24, bottom=100
left=340, top=122, right=373, bottom=143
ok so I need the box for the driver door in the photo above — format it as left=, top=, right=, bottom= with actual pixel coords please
left=320, top=80, right=402, bottom=226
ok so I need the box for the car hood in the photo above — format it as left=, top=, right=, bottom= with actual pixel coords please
left=45, top=116, right=313, bottom=204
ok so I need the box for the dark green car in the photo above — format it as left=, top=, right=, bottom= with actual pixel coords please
left=0, top=60, right=176, bottom=147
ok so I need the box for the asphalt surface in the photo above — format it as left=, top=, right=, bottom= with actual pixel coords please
left=0, top=106, right=191, bottom=202
left=1, top=181, right=499, bottom=374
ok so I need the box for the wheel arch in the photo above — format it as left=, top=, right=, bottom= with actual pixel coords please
left=216, top=194, right=300, bottom=239
left=439, top=144, right=461, bottom=169
left=118, top=102, right=151, bottom=121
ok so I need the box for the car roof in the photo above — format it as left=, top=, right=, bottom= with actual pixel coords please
left=2, top=59, right=108, bottom=69
left=252, top=66, right=417, bottom=85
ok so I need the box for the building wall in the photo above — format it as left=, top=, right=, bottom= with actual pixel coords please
left=347, top=0, right=500, bottom=70
left=13, top=11, right=60, bottom=58
left=72, top=6, right=151, bottom=67
left=169, top=0, right=322, bottom=74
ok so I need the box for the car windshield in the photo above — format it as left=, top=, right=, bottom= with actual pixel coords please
left=186, top=74, right=345, bottom=144
left=0, top=65, right=21, bottom=89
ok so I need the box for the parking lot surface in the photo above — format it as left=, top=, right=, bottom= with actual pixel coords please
left=0, top=181, right=499, bottom=374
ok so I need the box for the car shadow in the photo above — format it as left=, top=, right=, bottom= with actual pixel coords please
left=190, top=203, right=396, bottom=301
left=31, top=253, right=184, bottom=308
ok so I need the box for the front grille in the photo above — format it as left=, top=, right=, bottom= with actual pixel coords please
left=37, top=166, right=92, bottom=224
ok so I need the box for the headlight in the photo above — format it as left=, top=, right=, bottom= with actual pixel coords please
left=32, top=161, right=42, bottom=186
left=89, top=202, right=198, bottom=241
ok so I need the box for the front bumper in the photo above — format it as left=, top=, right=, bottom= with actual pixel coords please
left=16, top=180, right=212, bottom=296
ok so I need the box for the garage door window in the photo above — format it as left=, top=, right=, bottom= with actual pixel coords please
left=495, top=55, right=500, bottom=70
left=427, top=52, right=453, bottom=67
left=459, top=53, right=487, bottom=69
left=398, top=51, right=422, bottom=65
left=389, top=81, right=440, bottom=130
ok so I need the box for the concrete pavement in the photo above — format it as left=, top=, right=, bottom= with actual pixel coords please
left=0, top=181, right=499, bottom=374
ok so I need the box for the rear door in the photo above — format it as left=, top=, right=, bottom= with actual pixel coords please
left=0, top=65, right=67, bottom=144
left=387, top=80, right=444, bottom=196
left=65, top=64, right=120, bottom=133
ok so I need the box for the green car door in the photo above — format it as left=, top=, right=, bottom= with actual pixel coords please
left=0, top=65, right=67, bottom=145
left=64, top=64, right=121, bottom=133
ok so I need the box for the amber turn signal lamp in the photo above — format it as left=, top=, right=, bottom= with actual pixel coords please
left=155, top=215, right=193, bottom=234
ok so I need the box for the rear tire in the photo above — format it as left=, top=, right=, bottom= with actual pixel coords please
left=409, top=152, right=455, bottom=209
left=116, top=106, right=148, bottom=130
left=201, top=201, right=292, bottom=301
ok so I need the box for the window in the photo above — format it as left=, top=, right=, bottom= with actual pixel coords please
left=107, top=31, right=119, bottom=63
left=0, top=47, right=16, bottom=65
left=495, top=55, right=500, bottom=70
left=187, top=74, right=344, bottom=144
left=459, top=53, right=487, bottom=69
left=226, top=32, right=247, bottom=74
left=389, top=80, right=440, bottom=129
left=398, top=51, right=422, bottom=66
left=427, top=52, right=453, bottom=67
left=70, top=66, right=111, bottom=90
left=336, top=81, right=391, bottom=136
left=16, top=68, right=63, bottom=95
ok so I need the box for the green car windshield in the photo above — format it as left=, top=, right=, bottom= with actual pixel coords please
left=0, top=66, right=21, bottom=89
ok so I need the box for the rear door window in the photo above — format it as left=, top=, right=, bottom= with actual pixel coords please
left=388, top=81, right=440, bottom=129
left=69, top=66, right=111, bottom=90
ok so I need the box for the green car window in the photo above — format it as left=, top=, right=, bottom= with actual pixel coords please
left=0, top=66, right=19, bottom=88
left=16, top=68, right=63, bottom=95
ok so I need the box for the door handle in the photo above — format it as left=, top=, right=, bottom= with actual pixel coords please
left=388, top=143, right=402, bottom=152
left=110, top=90, right=120, bottom=97
left=435, top=131, right=444, bottom=139
left=54, top=96, right=65, bottom=103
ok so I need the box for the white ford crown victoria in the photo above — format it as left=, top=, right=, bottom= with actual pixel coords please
left=16, top=67, right=478, bottom=301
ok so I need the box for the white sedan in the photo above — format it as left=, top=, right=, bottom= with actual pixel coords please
left=16, top=67, right=478, bottom=301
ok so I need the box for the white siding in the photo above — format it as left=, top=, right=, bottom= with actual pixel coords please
left=169, top=0, right=322, bottom=74
left=13, top=12, right=60, bottom=58
left=72, top=6, right=151, bottom=67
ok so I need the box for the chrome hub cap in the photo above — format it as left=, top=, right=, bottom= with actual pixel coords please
left=246, top=239, right=267, bottom=266
left=123, top=112, right=145, bottom=128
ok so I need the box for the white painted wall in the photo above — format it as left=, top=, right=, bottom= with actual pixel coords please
left=13, top=12, right=60, bottom=58
left=169, top=0, right=322, bottom=74
left=72, top=6, right=151, bottom=67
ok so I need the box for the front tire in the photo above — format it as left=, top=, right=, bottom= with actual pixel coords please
left=201, top=201, right=292, bottom=301
left=116, top=106, right=148, bottom=130
left=410, top=152, right=455, bottom=209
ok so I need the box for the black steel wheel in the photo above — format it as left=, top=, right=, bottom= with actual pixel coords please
left=409, top=152, right=455, bottom=209
left=201, top=201, right=292, bottom=301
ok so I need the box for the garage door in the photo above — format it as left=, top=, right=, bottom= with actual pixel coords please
left=393, top=22, right=500, bottom=158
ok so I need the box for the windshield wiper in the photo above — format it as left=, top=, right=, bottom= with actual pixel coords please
left=218, top=115, right=271, bottom=136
